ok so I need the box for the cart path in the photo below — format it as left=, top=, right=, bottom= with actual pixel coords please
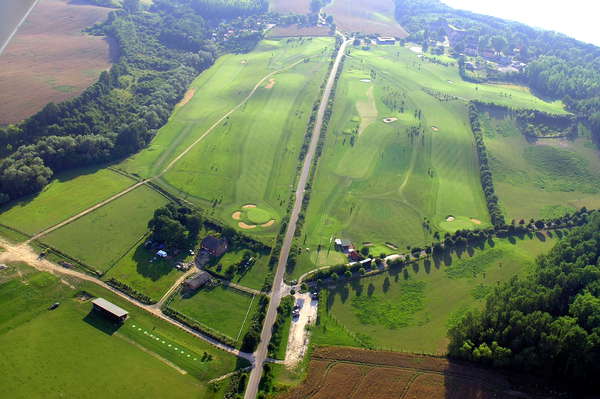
left=27, top=57, right=309, bottom=243
left=151, top=267, right=196, bottom=310
left=243, top=35, right=352, bottom=399
left=0, top=238, right=253, bottom=362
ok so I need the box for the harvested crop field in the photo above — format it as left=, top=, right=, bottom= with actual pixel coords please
left=270, top=0, right=311, bottom=14
left=0, top=0, right=114, bottom=124
left=324, top=0, right=408, bottom=37
left=280, top=347, right=528, bottom=399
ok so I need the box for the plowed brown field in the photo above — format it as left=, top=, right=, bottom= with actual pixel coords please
left=324, top=0, right=408, bottom=37
left=270, top=0, right=311, bottom=14
left=279, top=347, right=531, bottom=399
left=0, top=0, right=113, bottom=124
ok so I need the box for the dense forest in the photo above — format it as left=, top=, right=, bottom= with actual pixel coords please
left=394, top=0, right=600, bottom=140
left=0, top=0, right=268, bottom=204
left=448, top=212, right=600, bottom=393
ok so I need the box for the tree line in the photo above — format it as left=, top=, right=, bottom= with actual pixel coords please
left=0, top=0, right=267, bottom=204
left=448, top=212, right=600, bottom=394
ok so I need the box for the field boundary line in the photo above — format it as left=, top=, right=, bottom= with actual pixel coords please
left=236, top=293, right=256, bottom=342
left=158, top=58, right=307, bottom=176
left=208, top=366, right=253, bottom=384
left=27, top=180, right=148, bottom=242
left=114, top=332, right=188, bottom=375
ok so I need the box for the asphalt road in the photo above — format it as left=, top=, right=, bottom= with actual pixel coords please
left=243, top=34, right=351, bottom=399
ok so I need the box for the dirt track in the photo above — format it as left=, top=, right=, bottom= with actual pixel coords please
left=0, top=238, right=253, bottom=362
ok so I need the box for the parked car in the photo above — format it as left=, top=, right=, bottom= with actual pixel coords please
left=48, top=302, right=60, bottom=310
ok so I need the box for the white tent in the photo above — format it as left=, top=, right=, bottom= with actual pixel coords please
left=156, top=250, right=168, bottom=258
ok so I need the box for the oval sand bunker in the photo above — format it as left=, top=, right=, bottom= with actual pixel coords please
left=383, top=117, right=398, bottom=123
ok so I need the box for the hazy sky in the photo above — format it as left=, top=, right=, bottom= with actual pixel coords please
left=442, top=0, right=600, bottom=46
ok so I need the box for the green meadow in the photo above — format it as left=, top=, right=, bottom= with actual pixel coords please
left=120, top=38, right=334, bottom=240
left=0, top=263, right=244, bottom=398
left=0, top=167, right=134, bottom=236
left=480, top=112, right=600, bottom=220
left=204, top=247, right=272, bottom=291
left=170, top=285, right=260, bottom=342
left=292, top=44, right=569, bottom=279
left=40, top=185, right=169, bottom=273
left=312, top=233, right=559, bottom=354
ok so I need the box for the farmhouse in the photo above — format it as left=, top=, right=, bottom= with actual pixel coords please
left=183, top=271, right=211, bottom=291
left=348, top=249, right=362, bottom=262
left=91, top=298, right=128, bottom=323
left=201, top=235, right=228, bottom=257
left=376, top=36, right=396, bottom=45
left=334, top=238, right=353, bottom=253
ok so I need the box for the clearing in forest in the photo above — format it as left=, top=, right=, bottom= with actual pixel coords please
left=311, top=233, right=558, bottom=354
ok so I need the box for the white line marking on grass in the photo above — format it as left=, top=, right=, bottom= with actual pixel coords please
left=235, top=294, right=256, bottom=342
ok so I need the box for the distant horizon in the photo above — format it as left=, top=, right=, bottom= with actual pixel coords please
left=442, top=0, right=600, bottom=47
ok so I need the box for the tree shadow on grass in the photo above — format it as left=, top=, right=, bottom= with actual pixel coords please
left=424, top=259, right=431, bottom=274
left=535, top=232, right=547, bottom=242
left=133, top=245, right=173, bottom=281
left=83, top=311, right=122, bottom=336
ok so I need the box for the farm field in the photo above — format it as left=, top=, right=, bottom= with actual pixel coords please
left=0, top=0, right=113, bottom=124
left=293, top=44, right=568, bottom=278
left=480, top=111, right=600, bottom=220
left=270, top=0, right=311, bottom=14
left=312, top=233, right=558, bottom=354
left=280, top=346, right=527, bottom=399
left=170, top=285, right=260, bottom=342
left=0, top=167, right=134, bottom=236
left=119, top=38, right=334, bottom=240
left=40, top=185, right=169, bottom=273
left=324, top=0, right=408, bottom=37
left=0, top=262, right=244, bottom=398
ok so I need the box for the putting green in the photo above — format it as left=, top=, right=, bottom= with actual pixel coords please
left=245, top=208, right=272, bottom=225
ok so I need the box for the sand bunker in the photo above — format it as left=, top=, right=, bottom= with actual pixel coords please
left=431, top=126, right=439, bottom=131
left=410, top=46, right=423, bottom=54
left=360, top=79, right=371, bottom=83
left=261, top=219, right=275, bottom=227
left=470, top=218, right=482, bottom=225
left=242, top=204, right=257, bottom=209
left=177, top=88, right=196, bottom=107
left=447, top=80, right=454, bottom=84
left=446, top=216, right=455, bottom=222
left=238, top=222, right=257, bottom=229
left=241, top=60, right=247, bottom=64
left=232, top=211, right=241, bottom=220
left=385, top=242, right=399, bottom=250
left=383, top=117, right=398, bottom=123
left=265, top=78, right=276, bottom=89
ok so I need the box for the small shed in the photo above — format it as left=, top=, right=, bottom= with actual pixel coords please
left=348, top=249, right=362, bottom=262
left=156, top=250, right=168, bottom=258
left=92, top=298, right=128, bottom=323
left=201, top=236, right=228, bottom=257
left=335, top=238, right=353, bottom=253
left=183, top=271, right=211, bottom=291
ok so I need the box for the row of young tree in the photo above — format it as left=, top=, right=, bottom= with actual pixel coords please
left=448, top=212, right=600, bottom=393
left=0, top=0, right=267, bottom=204
left=394, top=0, right=600, bottom=141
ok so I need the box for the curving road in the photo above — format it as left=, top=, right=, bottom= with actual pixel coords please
left=243, top=35, right=351, bottom=399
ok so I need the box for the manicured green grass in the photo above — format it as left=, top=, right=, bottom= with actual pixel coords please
left=311, top=233, right=558, bottom=354
left=246, top=208, right=273, bottom=224
left=0, top=167, right=134, bottom=235
left=40, top=185, right=169, bottom=273
left=121, top=38, right=334, bottom=241
left=103, top=243, right=191, bottom=303
left=0, top=263, right=244, bottom=398
left=481, top=112, right=600, bottom=220
left=170, top=285, right=260, bottom=342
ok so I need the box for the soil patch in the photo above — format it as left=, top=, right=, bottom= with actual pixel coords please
left=357, top=86, right=378, bottom=135
left=383, top=117, right=398, bottom=123
left=0, top=0, right=113, bottom=123
left=232, top=211, right=242, bottom=220
left=177, top=88, right=195, bottom=107
left=238, top=222, right=257, bottom=229
left=261, top=219, right=275, bottom=227
left=242, top=204, right=257, bottom=209
left=470, top=218, right=482, bottom=225
left=431, top=126, right=440, bottom=131
left=265, top=78, right=276, bottom=89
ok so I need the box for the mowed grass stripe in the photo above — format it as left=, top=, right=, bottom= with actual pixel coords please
left=40, top=185, right=169, bottom=273
left=0, top=167, right=134, bottom=235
